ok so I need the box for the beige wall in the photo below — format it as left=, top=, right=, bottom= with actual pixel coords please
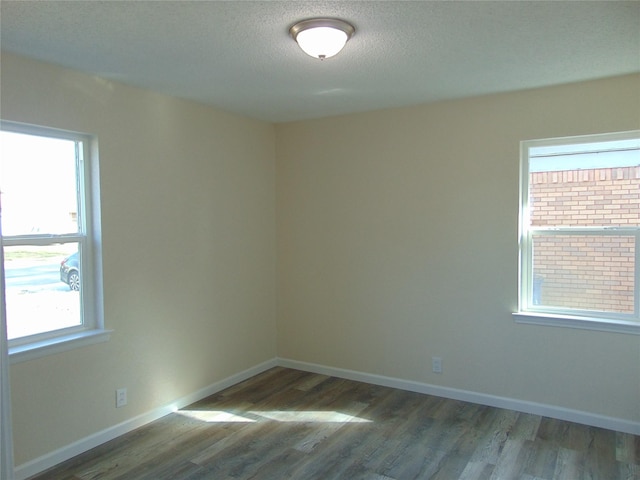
left=276, top=74, right=640, bottom=422
left=2, top=53, right=277, bottom=464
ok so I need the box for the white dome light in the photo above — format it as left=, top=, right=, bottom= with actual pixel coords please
left=290, top=18, right=355, bottom=60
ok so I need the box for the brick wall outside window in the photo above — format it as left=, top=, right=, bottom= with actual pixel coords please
left=529, top=166, right=639, bottom=313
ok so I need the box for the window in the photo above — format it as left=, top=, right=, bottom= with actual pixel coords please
left=516, top=131, right=640, bottom=334
left=1, top=122, right=108, bottom=362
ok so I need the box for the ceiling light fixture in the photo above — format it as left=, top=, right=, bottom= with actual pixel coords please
left=289, top=18, right=355, bottom=60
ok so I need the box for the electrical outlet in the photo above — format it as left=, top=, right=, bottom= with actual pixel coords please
left=432, top=356, right=442, bottom=374
left=116, top=388, right=127, bottom=408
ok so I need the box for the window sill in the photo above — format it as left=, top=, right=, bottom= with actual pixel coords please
left=513, top=312, right=640, bottom=335
left=9, top=329, right=113, bottom=364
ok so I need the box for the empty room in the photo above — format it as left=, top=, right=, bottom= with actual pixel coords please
left=0, top=1, right=638, bottom=479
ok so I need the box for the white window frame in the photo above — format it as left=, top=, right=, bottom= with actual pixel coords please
left=1, top=121, right=110, bottom=363
left=514, top=130, right=640, bottom=335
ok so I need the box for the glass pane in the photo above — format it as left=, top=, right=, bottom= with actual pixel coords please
left=529, top=143, right=640, bottom=228
left=4, top=243, right=81, bottom=340
left=0, top=131, right=80, bottom=236
left=531, top=234, right=635, bottom=314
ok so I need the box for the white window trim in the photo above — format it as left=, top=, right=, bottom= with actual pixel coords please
left=515, top=130, right=640, bottom=335
left=512, top=312, right=640, bottom=335
left=8, top=329, right=112, bottom=364
left=1, top=121, right=110, bottom=361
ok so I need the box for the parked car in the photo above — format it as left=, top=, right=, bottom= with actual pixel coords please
left=60, top=252, right=80, bottom=291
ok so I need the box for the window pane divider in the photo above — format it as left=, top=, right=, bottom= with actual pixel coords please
left=2, top=234, right=84, bottom=247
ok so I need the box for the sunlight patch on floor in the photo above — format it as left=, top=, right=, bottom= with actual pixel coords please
left=255, top=410, right=371, bottom=423
left=177, top=410, right=372, bottom=424
left=178, top=410, right=256, bottom=423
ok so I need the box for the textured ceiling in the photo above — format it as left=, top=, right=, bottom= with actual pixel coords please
left=1, top=1, right=639, bottom=123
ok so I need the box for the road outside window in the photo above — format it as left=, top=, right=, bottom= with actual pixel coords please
left=4, top=244, right=81, bottom=339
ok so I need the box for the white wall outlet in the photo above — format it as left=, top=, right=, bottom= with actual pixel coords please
left=432, top=356, right=443, bottom=374
left=116, top=388, right=127, bottom=408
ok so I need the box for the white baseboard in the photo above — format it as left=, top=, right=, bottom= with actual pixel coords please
left=13, top=358, right=278, bottom=480
left=277, top=357, right=640, bottom=436
left=14, top=356, right=639, bottom=479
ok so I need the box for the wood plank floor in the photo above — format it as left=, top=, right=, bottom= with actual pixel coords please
left=29, top=367, right=639, bottom=480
